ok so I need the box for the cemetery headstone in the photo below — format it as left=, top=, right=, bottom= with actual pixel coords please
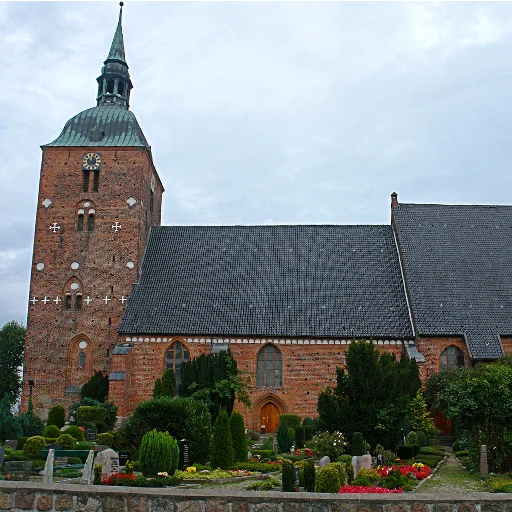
left=86, top=429, right=97, bottom=441
left=352, top=455, right=361, bottom=478
left=0, top=446, right=4, bottom=469
left=95, top=448, right=119, bottom=477
left=4, top=440, right=17, bottom=450
left=42, top=449, right=55, bottom=484
left=179, top=439, right=190, bottom=470
left=480, top=445, right=489, bottom=474
left=361, top=454, right=372, bottom=471
left=376, top=454, right=384, bottom=467
left=319, top=456, right=330, bottom=469
left=55, top=457, right=68, bottom=466
left=119, top=452, right=129, bottom=466
left=80, top=450, right=95, bottom=485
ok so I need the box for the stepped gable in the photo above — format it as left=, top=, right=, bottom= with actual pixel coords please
left=119, top=224, right=413, bottom=338
left=393, top=203, right=512, bottom=359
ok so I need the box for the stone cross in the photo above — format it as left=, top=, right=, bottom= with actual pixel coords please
left=42, top=449, right=55, bottom=484
left=103, top=296, right=111, bottom=304
left=112, top=222, right=121, bottom=232
left=95, top=448, right=119, bottom=477
left=84, top=296, right=92, bottom=305
left=53, top=296, right=61, bottom=305
left=30, top=297, right=38, bottom=305
left=119, top=296, right=128, bottom=304
left=50, top=223, right=61, bottom=232
left=41, top=296, right=50, bottom=304
left=80, top=450, right=95, bottom=485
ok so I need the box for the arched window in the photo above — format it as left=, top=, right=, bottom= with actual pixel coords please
left=440, top=346, right=465, bottom=370
left=78, top=352, right=86, bottom=367
left=166, top=341, right=190, bottom=388
left=76, top=294, right=82, bottom=311
left=257, top=344, right=282, bottom=387
left=77, top=209, right=84, bottom=231
left=117, top=81, right=125, bottom=97
left=88, top=211, right=95, bottom=231
left=65, top=294, right=72, bottom=310
left=106, top=79, right=114, bottom=94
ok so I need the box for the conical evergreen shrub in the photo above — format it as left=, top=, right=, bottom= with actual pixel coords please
left=139, top=429, right=179, bottom=477
left=277, top=424, right=292, bottom=453
left=295, top=425, right=305, bottom=448
left=210, top=410, right=234, bottom=469
left=303, top=459, right=316, bottom=492
left=281, top=461, right=295, bottom=492
left=229, top=411, right=248, bottom=463
left=47, top=404, right=65, bottom=428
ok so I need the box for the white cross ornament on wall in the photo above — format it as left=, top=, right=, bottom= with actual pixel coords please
left=41, top=297, right=50, bottom=304
left=53, top=297, right=61, bottom=305
left=112, top=222, right=121, bottom=232
left=119, top=296, right=128, bottom=304
left=103, top=296, right=111, bottom=304
left=84, top=296, right=92, bottom=305
left=30, top=297, right=38, bottom=305
left=49, top=223, right=61, bottom=232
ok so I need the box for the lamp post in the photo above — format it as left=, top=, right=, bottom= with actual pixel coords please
left=28, top=379, right=34, bottom=399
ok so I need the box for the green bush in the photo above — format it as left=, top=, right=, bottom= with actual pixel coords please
left=251, top=450, right=275, bottom=459
left=246, top=430, right=260, bottom=441
left=337, top=455, right=354, bottom=483
left=80, top=371, right=109, bottom=401
left=316, top=466, right=341, bottom=493
left=397, top=444, right=416, bottom=459
left=295, top=426, right=305, bottom=449
left=277, top=424, right=292, bottom=453
left=262, top=437, right=274, bottom=451
left=75, top=441, right=94, bottom=450
left=42, top=425, right=61, bottom=438
left=351, top=432, right=364, bottom=456
left=229, top=462, right=281, bottom=473
left=44, top=437, right=59, bottom=445
left=67, top=456, right=83, bottom=465
left=124, top=396, right=211, bottom=464
left=279, top=415, right=301, bottom=430
left=406, top=431, right=419, bottom=445
left=328, top=462, right=347, bottom=486
left=417, top=431, right=428, bottom=447
left=304, top=425, right=313, bottom=442
left=17, top=410, right=44, bottom=438
left=302, top=417, right=313, bottom=426
left=139, top=430, right=179, bottom=477
left=96, top=432, right=114, bottom=446
left=306, top=431, right=346, bottom=461
left=56, top=434, right=75, bottom=449
left=452, top=439, right=462, bottom=452
left=4, top=450, right=25, bottom=462
left=211, top=410, right=234, bottom=469
left=303, top=459, right=316, bottom=491
left=17, top=437, right=28, bottom=450
left=281, top=461, right=295, bottom=492
left=381, top=469, right=416, bottom=491
left=77, top=406, right=107, bottom=424
left=229, top=411, right=248, bottom=463
left=65, top=426, right=85, bottom=441
left=47, top=405, right=66, bottom=428
left=23, top=436, right=47, bottom=459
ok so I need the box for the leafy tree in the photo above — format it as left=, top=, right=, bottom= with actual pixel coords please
left=0, top=321, right=25, bottom=403
left=409, top=390, right=435, bottom=437
left=229, top=411, right=248, bottom=463
left=16, top=398, right=44, bottom=437
left=317, top=340, right=421, bottom=449
left=426, top=362, right=512, bottom=472
left=0, top=396, right=22, bottom=441
left=68, top=397, right=118, bottom=430
left=210, top=410, right=234, bottom=469
left=180, top=350, right=250, bottom=423
left=80, top=371, right=109, bottom=401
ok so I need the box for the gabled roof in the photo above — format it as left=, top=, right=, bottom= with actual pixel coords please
left=119, top=225, right=413, bottom=338
left=393, top=203, right=511, bottom=359
left=43, top=105, right=149, bottom=148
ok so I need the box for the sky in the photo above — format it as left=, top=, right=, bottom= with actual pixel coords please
left=2, top=1, right=512, bottom=327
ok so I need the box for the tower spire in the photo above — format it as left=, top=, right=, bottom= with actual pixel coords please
left=96, top=2, right=133, bottom=109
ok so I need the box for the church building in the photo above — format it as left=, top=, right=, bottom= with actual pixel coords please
left=23, top=6, right=512, bottom=432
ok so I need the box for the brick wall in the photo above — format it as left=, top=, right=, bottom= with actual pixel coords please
left=23, top=146, right=163, bottom=416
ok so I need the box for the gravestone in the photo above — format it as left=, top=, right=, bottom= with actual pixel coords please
left=46, top=444, right=63, bottom=450
left=352, top=455, right=361, bottom=477
left=4, top=440, right=17, bottom=450
left=119, top=452, right=129, bottom=466
left=0, top=446, right=4, bottom=468
left=80, top=450, right=95, bottom=485
left=55, top=457, right=68, bottom=466
left=480, top=445, right=488, bottom=474
left=42, top=449, right=55, bottom=484
left=95, top=448, right=119, bottom=477
left=319, top=456, right=330, bottom=469
left=179, top=439, right=190, bottom=470
left=86, top=429, right=97, bottom=441
left=361, top=454, right=372, bottom=471
left=376, top=454, right=384, bottom=467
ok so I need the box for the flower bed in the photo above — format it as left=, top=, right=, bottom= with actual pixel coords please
left=175, top=469, right=258, bottom=481
left=339, top=485, right=404, bottom=494
left=377, top=463, right=431, bottom=480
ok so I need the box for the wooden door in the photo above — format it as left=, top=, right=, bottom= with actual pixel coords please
left=432, top=408, right=452, bottom=435
left=260, top=402, right=280, bottom=433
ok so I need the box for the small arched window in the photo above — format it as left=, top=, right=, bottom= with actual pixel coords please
left=77, top=210, right=84, bottom=231
left=117, top=81, right=125, bottom=97
left=257, top=344, right=282, bottom=387
left=76, top=294, right=82, bottom=311
left=88, top=212, right=95, bottom=231
left=78, top=352, right=86, bottom=367
left=440, top=346, right=465, bottom=371
left=65, top=294, right=72, bottom=310
left=106, top=79, right=114, bottom=94
left=166, top=341, right=190, bottom=388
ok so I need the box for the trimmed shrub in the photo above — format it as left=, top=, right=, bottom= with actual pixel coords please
left=287, top=427, right=295, bottom=443
left=302, top=417, right=314, bottom=426
left=44, top=438, right=59, bottom=445
left=23, top=436, right=47, bottom=459
left=304, top=425, right=313, bottom=442
left=47, top=405, right=66, bottom=428
left=42, top=425, right=61, bottom=438
left=96, top=433, right=114, bottom=447
left=406, top=431, right=419, bottom=445
left=397, top=444, right=420, bottom=459
left=139, top=429, right=179, bottom=477
left=303, top=459, right=316, bottom=492
left=17, top=410, right=44, bottom=438
left=279, top=415, right=301, bottom=430
left=246, top=430, right=260, bottom=441
left=77, top=406, right=107, bottom=423
left=124, top=396, right=211, bottom=464
left=211, top=410, right=234, bottom=469
left=351, top=432, right=364, bottom=456
left=281, top=461, right=295, bottom=492
left=277, top=424, right=292, bottom=453
left=337, top=455, right=354, bottom=483
left=80, top=371, right=109, bottom=401
left=17, top=437, right=28, bottom=450
left=295, top=425, right=305, bottom=449
left=417, top=431, right=428, bottom=447
left=316, top=466, right=341, bottom=493
left=329, top=462, right=347, bottom=486
left=56, top=434, right=75, bottom=449
left=65, top=425, right=85, bottom=441
left=229, top=411, right=248, bottom=463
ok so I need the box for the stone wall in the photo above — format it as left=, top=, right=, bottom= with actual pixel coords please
left=1, top=481, right=511, bottom=512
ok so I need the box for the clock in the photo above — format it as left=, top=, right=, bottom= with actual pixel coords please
left=82, top=152, right=102, bottom=170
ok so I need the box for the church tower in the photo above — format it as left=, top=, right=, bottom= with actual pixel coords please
left=23, top=4, right=164, bottom=418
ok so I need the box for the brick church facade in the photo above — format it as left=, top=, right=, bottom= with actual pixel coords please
left=23, top=7, right=512, bottom=431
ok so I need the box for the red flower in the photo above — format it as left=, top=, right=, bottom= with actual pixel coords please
left=103, top=472, right=136, bottom=485
left=339, top=485, right=403, bottom=494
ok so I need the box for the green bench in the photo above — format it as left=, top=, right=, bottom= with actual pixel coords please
left=39, top=449, right=92, bottom=459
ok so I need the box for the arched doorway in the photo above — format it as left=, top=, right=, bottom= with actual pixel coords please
left=260, top=402, right=280, bottom=433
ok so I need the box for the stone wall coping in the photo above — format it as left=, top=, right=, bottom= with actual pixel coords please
left=1, top=481, right=511, bottom=504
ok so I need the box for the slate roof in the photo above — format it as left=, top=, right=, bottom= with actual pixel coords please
left=119, top=225, right=413, bottom=338
left=393, top=203, right=511, bottom=359
left=43, top=105, right=150, bottom=148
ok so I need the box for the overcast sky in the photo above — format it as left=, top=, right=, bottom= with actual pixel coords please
left=2, top=1, right=512, bottom=327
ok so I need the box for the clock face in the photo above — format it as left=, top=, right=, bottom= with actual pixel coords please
left=82, top=152, right=101, bottom=170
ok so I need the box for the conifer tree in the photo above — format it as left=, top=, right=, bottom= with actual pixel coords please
left=409, top=389, right=435, bottom=436
left=80, top=371, right=109, bottom=401
left=153, top=378, right=163, bottom=398
left=210, top=410, right=234, bottom=469
left=229, top=411, right=248, bottom=462
left=161, top=368, right=176, bottom=397
left=277, top=423, right=292, bottom=453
